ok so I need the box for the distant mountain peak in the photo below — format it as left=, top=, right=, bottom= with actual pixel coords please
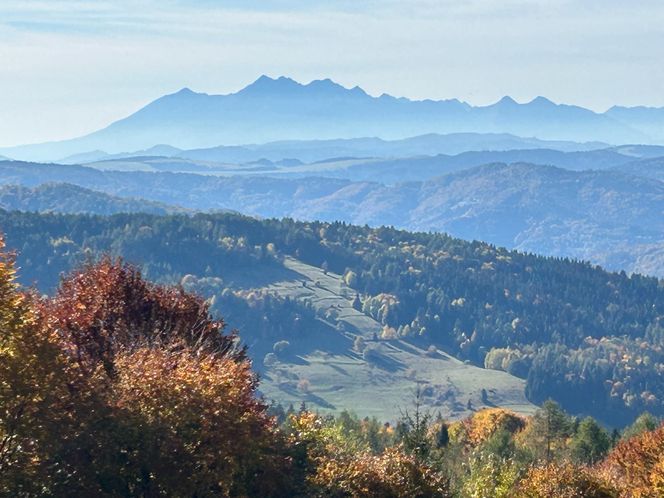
left=529, top=96, right=555, bottom=106
left=494, top=96, right=518, bottom=107
left=173, top=87, right=198, bottom=96
left=307, top=78, right=368, bottom=97
left=238, top=75, right=302, bottom=95
left=237, top=75, right=368, bottom=99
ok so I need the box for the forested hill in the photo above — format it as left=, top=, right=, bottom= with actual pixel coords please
left=1, top=209, right=663, bottom=425
left=0, top=183, right=185, bottom=215
left=1, top=160, right=663, bottom=277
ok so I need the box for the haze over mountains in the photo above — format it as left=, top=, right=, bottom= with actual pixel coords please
left=1, top=158, right=663, bottom=277
left=4, top=76, right=664, bottom=162
left=55, top=133, right=610, bottom=167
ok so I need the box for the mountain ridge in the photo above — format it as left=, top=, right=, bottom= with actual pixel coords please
left=3, top=75, right=663, bottom=161
left=0, top=159, right=662, bottom=277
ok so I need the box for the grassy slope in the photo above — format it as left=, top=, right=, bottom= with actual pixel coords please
left=228, top=256, right=536, bottom=421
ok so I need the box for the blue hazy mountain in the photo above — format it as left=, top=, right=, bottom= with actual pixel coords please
left=55, top=133, right=609, bottom=167
left=606, top=106, right=664, bottom=144
left=68, top=145, right=662, bottom=184
left=177, top=133, right=608, bottom=164
left=2, top=76, right=660, bottom=161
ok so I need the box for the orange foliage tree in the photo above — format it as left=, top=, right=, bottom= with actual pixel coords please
left=461, top=408, right=526, bottom=447
left=600, top=423, right=664, bottom=498
left=0, top=250, right=295, bottom=496
left=515, top=462, right=616, bottom=498
left=288, top=411, right=451, bottom=497
left=0, top=241, right=78, bottom=494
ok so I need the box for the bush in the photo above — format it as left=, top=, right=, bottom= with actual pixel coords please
left=516, top=463, right=615, bottom=498
left=273, top=340, right=290, bottom=355
left=264, top=352, right=278, bottom=366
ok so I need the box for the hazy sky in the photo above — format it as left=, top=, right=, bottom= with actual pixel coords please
left=1, top=0, right=663, bottom=146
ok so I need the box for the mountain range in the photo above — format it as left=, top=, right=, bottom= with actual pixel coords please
left=53, top=145, right=664, bottom=184
left=54, top=133, right=608, bottom=166
left=3, top=76, right=664, bottom=162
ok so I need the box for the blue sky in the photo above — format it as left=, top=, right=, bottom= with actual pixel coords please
left=1, top=0, right=663, bottom=146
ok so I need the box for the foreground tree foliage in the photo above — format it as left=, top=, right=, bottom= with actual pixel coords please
left=0, top=247, right=292, bottom=496
left=600, top=424, right=664, bottom=497
left=515, top=463, right=615, bottom=498
left=2, top=239, right=664, bottom=496
left=287, top=411, right=451, bottom=497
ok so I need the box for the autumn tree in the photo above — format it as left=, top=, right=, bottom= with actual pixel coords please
left=515, top=462, right=615, bottom=498
left=1, top=253, right=296, bottom=496
left=517, top=400, right=571, bottom=462
left=462, top=408, right=526, bottom=447
left=288, top=411, right=450, bottom=497
left=600, top=422, right=664, bottom=497
left=111, top=348, right=289, bottom=497
left=43, top=257, right=243, bottom=376
left=0, top=240, right=76, bottom=494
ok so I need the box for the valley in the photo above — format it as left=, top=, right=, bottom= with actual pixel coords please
left=228, top=256, right=536, bottom=420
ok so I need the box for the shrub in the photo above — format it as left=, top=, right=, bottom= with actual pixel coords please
left=516, top=463, right=615, bottom=498
left=273, top=340, right=290, bottom=355
left=298, top=378, right=311, bottom=393
left=264, top=352, right=278, bottom=366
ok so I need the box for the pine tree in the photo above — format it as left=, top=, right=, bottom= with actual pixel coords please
left=570, top=417, right=610, bottom=464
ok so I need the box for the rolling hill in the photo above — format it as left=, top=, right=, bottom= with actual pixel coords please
left=612, top=156, right=664, bottom=182
left=0, top=160, right=662, bottom=277
left=266, top=148, right=647, bottom=183
left=0, top=183, right=186, bottom=215
left=55, top=133, right=610, bottom=166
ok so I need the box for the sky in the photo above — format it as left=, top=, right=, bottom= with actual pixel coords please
left=1, top=0, right=663, bottom=147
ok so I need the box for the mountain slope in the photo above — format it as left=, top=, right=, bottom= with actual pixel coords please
left=612, top=157, right=664, bottom=182
left=0, top=76, right=654, bottom=161
left=0, top=210, right=661, bottom=424
left=0, top=183, right=185, bottom=215
left=0, top=160, right=662, bottom=276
